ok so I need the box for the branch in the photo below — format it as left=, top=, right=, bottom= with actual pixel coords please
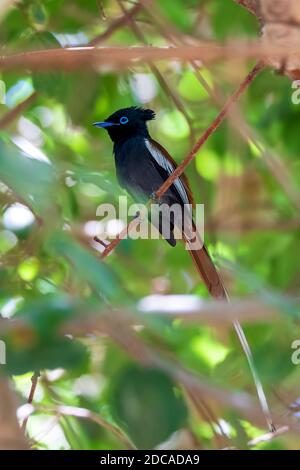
left=156, top=62, right=263, bottom=198
left=89, top=2, right=143, bottom=46
left=100, top=214, right=141, bottom=258
left=0, top=42, right=298, bottom=72
left=0, top=91, right=38, bottom=129
left=138, top=296, right=278, bottom=324
left=191, top=65, right=300, bottom=213
left=0, top=298, right=282, bottom=338
left=248, top=425, right=289, bottom=447
left=21, top=371, right=40, bottom=433
left=20, top=404, right=135, bottom=449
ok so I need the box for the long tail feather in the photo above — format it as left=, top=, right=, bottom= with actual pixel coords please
left=187, top=243, right=228, bottom=300
left=184, top=227, right=275, bottom=432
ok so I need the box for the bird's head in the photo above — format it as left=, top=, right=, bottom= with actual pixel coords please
left=93, top=106, right=155, bottom=144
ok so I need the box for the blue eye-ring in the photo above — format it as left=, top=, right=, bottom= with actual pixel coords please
left=120, top=116, right=129, bottom=125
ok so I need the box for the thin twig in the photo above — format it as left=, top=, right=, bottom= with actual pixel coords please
left=23, top=404, right=136, bottom=450
left=0, top=91, right=38, bottom=129
left=184, top=385, right=230, bottom=449
left=93, top=236, right=109, bottom=248
left=21, top=371, right=40, bottom=433
left=89, top=2, right=143, bottom=46
left=248, top=425, right=289, bottom=447
left=138, top=296, right=278, bottom=324
left=100, top=214, right=140, bottom=258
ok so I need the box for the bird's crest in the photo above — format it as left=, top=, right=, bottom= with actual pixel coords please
left=137, top=107, right=156, bottom=122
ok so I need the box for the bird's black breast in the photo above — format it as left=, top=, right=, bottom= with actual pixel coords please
left=113, top=137, right=181, bottom=205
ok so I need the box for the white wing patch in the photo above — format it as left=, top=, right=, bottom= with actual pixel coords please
left=145, top=139, right=190, bottom=208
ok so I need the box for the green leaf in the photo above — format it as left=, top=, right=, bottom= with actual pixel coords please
left=28, top=1, right=49, bottom=28
left=0, top=139, right=55, bottom=213
left=49, top=233, right=124, bottom=301
left=210, top=2, right=258, bottom=40
left=110, top=365, right=187, bottom=449
left=16, top=296, right=75, bottom=336
left=29, top=32, right=67, bottom=98
left=6, top=336, right=89, bottom=375
left=155, top=0, right=195, bottom=32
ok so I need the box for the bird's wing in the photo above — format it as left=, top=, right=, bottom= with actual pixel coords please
left=145, top=138, right=195, bottom=209
left=145, top=140, right=227, bottom=299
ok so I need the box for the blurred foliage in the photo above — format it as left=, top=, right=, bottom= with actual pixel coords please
left=0, top=0, right=300, bottom=451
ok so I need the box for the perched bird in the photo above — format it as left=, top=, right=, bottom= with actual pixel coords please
left=94, top=106, right=226, bottom=299
left=93, top=107, right=275, bottom=431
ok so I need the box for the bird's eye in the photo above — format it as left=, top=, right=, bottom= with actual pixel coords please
left=120, top=116, right=129, bottom=125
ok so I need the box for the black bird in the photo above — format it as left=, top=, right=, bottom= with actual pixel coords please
left=94, top=108, right=276, bottom=431
left=94, top=107, right=226, bottom=299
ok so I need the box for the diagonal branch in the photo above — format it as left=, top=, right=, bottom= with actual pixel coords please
left=89, top=2, right=143, bottom=46
left=21, top=404, right=136, bottom=449
left=155, top=62, right=263, bottom=198
left=0, top=92, right=38, bottom=129
left=21, top=371, right=40, bottom=433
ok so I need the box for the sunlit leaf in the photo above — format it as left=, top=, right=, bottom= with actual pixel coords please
left=49, top=233, right=124, bottom=301
left=0, top=140, right=55, bottom=213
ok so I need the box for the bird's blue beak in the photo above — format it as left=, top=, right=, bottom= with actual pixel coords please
left=93, top=121, right=118, bottom=128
